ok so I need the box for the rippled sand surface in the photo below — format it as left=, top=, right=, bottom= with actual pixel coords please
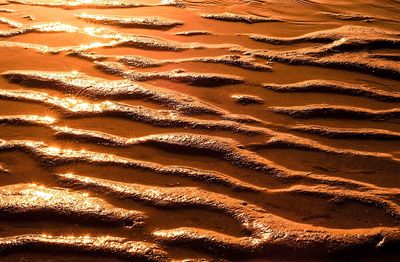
left=0, top=0, right=399, bottom=261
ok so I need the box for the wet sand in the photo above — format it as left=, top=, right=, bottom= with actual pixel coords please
left=0, top=0, right=399, bottom=261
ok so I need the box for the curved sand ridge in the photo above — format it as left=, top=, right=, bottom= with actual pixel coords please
left=0, top=9, right=14, bottom=13
left=76, top=13, right=184, bottom=30
left=0, top=183, right=146, bottom=227
left=95, top=61, right=245, bottom=86
left=201, top=12, right=281, bottom=23
left=320, top=11, right=376, bottom=21
left=117, top=54, right=272, bottom=71
left=288, top=125, right=400, bottom=140
left=0, top=16, right=22, bottom=28
left=270, top=104, right=400, bottom=120
left=175, top=30, right=212, bottom=36
left=263, top=80, right=400, bottom=102
left=0, top=22, right=78, bottom=37
left=232, top=94, right=264, bottom=104
left=0, top=234, right=166, bottom=261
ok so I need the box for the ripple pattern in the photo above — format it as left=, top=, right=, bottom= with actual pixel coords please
left=0, top=0, right=399, bottom=260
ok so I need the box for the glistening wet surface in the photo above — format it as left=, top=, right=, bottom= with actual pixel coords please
left=0, top=0, right=399, bottom=261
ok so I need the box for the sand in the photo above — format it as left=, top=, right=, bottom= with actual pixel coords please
left=0, top=0, right=399, bottom=261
